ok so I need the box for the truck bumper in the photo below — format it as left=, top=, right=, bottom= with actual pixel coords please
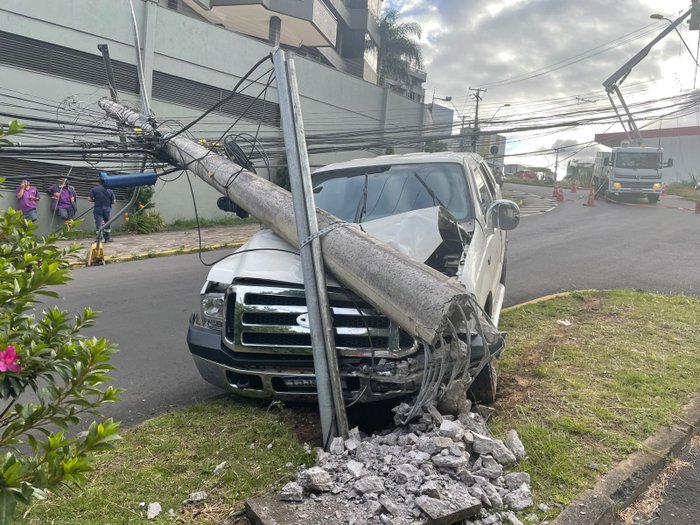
left=187, top=314, right=423, bottom=403
left=187, top=314, right=504, bottom=404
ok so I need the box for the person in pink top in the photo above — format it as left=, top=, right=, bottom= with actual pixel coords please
left=15, top=179, right=40, bottom=221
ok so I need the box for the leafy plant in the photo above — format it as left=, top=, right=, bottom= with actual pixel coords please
left=0, top=203, right=121, bottom=523
left=0, top=120, right=23, bottom=147
left=125, top=210, right=164, bottom=234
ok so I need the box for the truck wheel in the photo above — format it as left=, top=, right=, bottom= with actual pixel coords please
left=469, top=361, right=498, bottom=405
left=648, top=195, right=659, bottom=204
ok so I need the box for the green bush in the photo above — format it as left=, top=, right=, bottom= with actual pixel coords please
left=125, top=210, right=165, bottom=234
left=0, top=205, right=121, bottom=523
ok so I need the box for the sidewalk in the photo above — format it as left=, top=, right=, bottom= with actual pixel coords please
left=59, top=223, right=261, bottom=265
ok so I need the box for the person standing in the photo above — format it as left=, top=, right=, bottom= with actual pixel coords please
left=88, top=179, right=115, bottom=242
left=47, top=177, right=77, bottom=226
left=15, top=179, right=40, bottom=221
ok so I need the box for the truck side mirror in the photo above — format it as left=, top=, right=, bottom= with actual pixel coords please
left=665, top=158, right=673, bottom=167
left=486, top=200, right=520, bottom=231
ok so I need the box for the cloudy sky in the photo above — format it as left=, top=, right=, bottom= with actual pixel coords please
left=385, top=0, right=699, bottom=174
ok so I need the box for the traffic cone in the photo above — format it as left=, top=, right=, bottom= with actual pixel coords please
left=583, top=188, right=595, bottom=207
left=556, top=188, right=565, bottom=202
left=571, top=182, right=577, bottom=193
left=695, top=201, right=700, bottom=214
left=552, top=186, right=559, bottom=198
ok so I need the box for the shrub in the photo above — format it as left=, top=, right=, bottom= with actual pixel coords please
left=0, top=205, right=121, bottom=523
left=125, top=210, right=165, bottom=234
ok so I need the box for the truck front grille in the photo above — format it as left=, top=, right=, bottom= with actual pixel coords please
left=223, top=283, right=415, bottom=358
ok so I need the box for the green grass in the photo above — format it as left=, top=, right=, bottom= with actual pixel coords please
left=666, top=181, right=700, bottom=203
left=492, top=290, right=700, bottom=518
left=20, top=398, right=316, bottom=524
left=19, top=290, right=700, bottom=524
left=166, top=216, right=257, bottom=230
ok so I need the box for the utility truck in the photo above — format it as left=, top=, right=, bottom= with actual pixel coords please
left=592, top=147, right=672, bottom=203
left=186, top=152, right=520, bottom=405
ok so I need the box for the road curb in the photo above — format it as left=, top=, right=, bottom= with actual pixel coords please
left=551, top=394, right=700, bottom=525
left=69, top=241, right=245, bottom=267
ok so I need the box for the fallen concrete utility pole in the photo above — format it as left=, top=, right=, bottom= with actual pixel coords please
left=99, top=101, right=473, bottom=347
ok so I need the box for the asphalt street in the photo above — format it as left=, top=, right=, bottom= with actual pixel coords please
left=50, top=183, right=700, bottom=520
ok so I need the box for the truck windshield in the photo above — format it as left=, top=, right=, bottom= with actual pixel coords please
left=312, top=163, right=473, bottom=223
left=615, top=152, right=660, bottom=170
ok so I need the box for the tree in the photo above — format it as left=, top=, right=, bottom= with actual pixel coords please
left=370, top=9, right=423, bottom=85
left=425, top=140, right=448, bottom=153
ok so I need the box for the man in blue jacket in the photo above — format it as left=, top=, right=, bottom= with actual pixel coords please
left=88, top=179, right=116, bottom=242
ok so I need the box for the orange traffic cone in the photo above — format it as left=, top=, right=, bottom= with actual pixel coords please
left=583, top=188, right=595, bottom=207
left=556, top=188, right=565, bottom=202
left=571, top=182, right=577, bottom=193
left=552, top=186, right=559, bottom=198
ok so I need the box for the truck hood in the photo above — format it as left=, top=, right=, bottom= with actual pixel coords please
left=206, top=207, right=469, bottom=286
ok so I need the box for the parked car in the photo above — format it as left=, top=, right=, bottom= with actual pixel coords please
left=187, top=152, right=520, bottom=405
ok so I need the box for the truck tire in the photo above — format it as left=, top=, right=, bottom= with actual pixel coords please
left=469, top=361, right=498, bottom=405
left=648, top=195, right=659, bottom=204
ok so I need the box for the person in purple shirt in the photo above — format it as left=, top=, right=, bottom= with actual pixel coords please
left=15, top=179, right=40, bottom=221
left=47, top=177, right=77, bottom=226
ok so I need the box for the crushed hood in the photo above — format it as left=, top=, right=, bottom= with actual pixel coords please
left=206, top=207, right=469, bottom=286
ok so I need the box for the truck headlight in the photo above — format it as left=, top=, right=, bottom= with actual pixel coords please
left=201, top=293, right=225, bottom=329
left=612, top=182, right=622, bottom=189
left=652, top=183, right=661, bottom=190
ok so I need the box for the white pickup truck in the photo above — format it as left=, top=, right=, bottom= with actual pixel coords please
left=187, top=152, right=519, bottom=404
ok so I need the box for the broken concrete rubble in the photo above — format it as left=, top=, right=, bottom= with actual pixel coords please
left=274, top=408, right=533, bottom=524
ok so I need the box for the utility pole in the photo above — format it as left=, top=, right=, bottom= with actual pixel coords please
left=469, top=87, right=486, bottom=153
left=554, top=147, right=560, bottom=182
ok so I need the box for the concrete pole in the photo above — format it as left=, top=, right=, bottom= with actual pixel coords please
left=98, top=100, right=472, bottom=347
left=269, top=16, right=282, bottom=46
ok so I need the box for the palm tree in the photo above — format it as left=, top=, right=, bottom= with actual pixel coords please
left=370, top=9, right=423, bottom=86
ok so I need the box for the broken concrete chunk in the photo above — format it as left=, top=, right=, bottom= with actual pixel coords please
left=416, top=495, right=482, bottom=525
left=354, top=475, right=385, bottom=494
left=213, top=461, right=227, bottom=474
left=346, top=460, right=364, bottom=479
left=431, top=455, right=468, bottom=471
left=505, top=430, right=527, bottom=460
left=279, top=482, right=304, bottom=502
left=436, top=379, right=472, bottom=417
left=146, top=502, right=161, bottom=520
left=348, top=426, right=362, bottom=442
left=366, top=498, right=383, bottom=516
left=330, top=436, right=345, bottom=455
left=438, top=419, right=463, bottom=441
left=491, top=440, right=518, bottom=465
left=420, top=480, right=441, bottom=499
left=504, top=486, right=534, bottom=511
left=379, top=495, right=401, bottom=516
left=395, top=463, right=420, bottom=484
left=504, top=472, right=531, bottom=491
left=345, top=438, right=360, bottom=453
left=185, top=491, right=208, bottom=504
left=299, top=467, right=334, bottom=492
left=315, top=447, right=329, bottom=465
left=472, top=432, right=495, bottom=455
left=473, top=455, right=503, bottom=480
left=432, top=436, right=454, bottom=450
left=505, top=510, right=525, bottom=525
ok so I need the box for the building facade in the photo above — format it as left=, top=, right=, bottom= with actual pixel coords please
left=0, top=0, right=427, bottom=234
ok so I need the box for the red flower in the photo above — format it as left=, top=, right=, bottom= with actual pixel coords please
left=0, top=345, right=21, bottom=373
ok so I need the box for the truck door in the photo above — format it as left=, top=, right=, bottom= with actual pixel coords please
left=462, top=162, right=503, bottom=312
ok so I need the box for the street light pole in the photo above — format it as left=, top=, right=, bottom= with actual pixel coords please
left=650, top=13, right=700, bottom=65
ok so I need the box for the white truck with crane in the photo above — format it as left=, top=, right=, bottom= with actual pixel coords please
left=592, top=147, right=672, bottom=203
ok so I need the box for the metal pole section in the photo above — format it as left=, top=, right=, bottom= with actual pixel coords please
left=272, top=49, right=348, bottom=443
left=127, top=0, right=152, bottom=116
left=97, top=44, right=120, bottom=103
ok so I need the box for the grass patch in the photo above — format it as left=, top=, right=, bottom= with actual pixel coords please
left=666, top=181, right=700, bottom=203
left=166, top=216, right=257, bottom=230
left=21, top=397, right=317, bottom=524
left=19, top=290, right=700, bottom=523
left=492, top=290, right=700, bottom=519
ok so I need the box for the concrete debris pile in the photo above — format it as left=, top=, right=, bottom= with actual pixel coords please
left=279, top=404, right=535, bottom=525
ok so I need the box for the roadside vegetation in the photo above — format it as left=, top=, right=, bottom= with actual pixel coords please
left=666, top=181, right=700, bottom=202
left=20, top=290, right=700, bottom=524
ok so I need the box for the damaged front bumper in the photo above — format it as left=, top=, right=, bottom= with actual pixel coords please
left=187, top=314, right=504, bottom=404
